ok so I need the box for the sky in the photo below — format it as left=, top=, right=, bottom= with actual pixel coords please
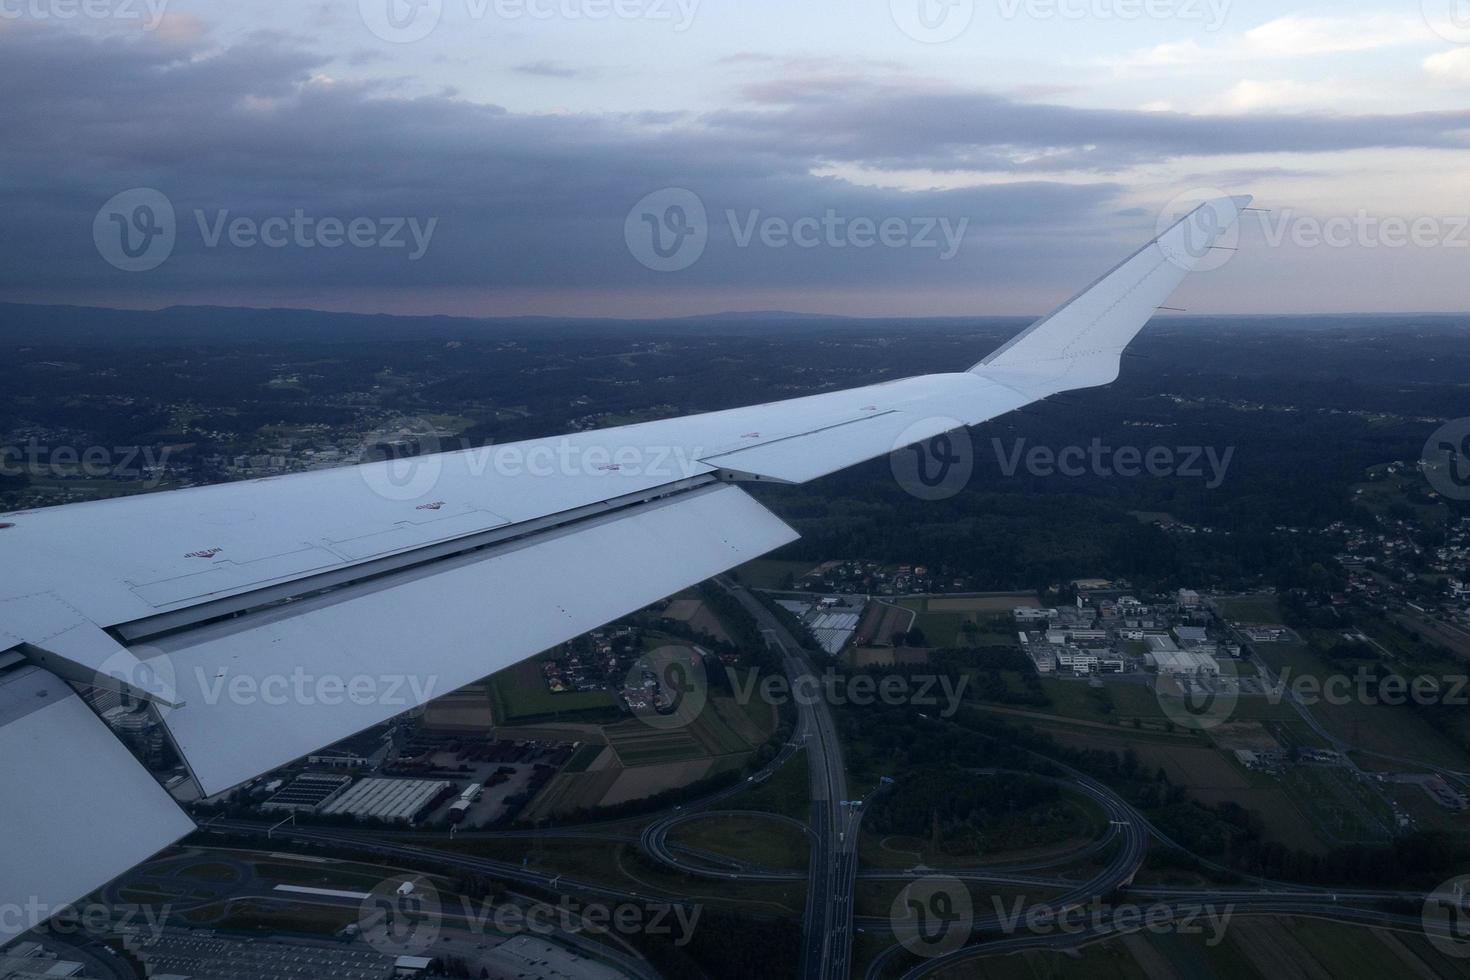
left=1, top=0, right=1467, bottom=317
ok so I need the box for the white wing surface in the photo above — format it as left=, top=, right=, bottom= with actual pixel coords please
left=0, top=195, right=1248, bottom=942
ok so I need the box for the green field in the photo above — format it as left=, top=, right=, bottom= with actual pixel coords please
left=733, top=558, right=820, bottom=589
left=1255, top=642, right=1470, bottom=767
left=562, top=741, right=606, bottom=773
left=668, top=813, right=810, bottom=871
left=487, top=654, right=616, bottom=723
left=731, top=753, right=812, bottom=821
left=430, top=837, right=808, bottom=915
left=1218, top=595, right=1284, bottom=624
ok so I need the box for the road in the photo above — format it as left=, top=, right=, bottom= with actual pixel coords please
left=717, top=577, right=857, bottom=980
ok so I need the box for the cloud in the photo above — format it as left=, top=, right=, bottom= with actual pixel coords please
left=514, top=60, right=586, bottom=79
left=0, top=27, right=1126, bottom=306
left=1204, top=78, right=1367, bottom=114
left=1242, top=15, right=1429, bottom=57
left=1110, top=14, right=1436, bottom=72
left=1425, top=48, right=1470, bottom=85
left=700, top=78, right=1470, bottom=172
left=0, top=27, right=1466, bottom=314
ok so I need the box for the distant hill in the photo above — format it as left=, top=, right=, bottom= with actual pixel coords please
left=0, top=303, right=1007, bottom=346
left=0, top=302, right=1462, bottom=347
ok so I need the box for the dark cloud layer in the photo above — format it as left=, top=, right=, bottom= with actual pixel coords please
left=1, top=26, right=1465, bottom=310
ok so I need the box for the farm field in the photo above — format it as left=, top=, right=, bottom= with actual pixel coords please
left=946, top=917, right=1470, bottom=980
left=523, top=688, right=779, bottom=818
left=1253, top=643, right=1470, bottom=768
left=487, top=655, right=616, bottom=724
left=1217, top=595, right=1285, bottom=625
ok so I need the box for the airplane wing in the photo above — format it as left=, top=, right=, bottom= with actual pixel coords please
left=0, top=194, right=1249, bottom=943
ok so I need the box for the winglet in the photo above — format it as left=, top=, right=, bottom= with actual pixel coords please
left=973, top=194, right=1250, bottom=392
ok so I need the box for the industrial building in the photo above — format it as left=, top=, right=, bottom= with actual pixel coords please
left=778, top=598, right=864, bottom=655
left=121, top=926, right=394, bottom=980
left=1173, top=625, right=1210, bottom=647
left=1146, top=649, right=1222, bottom=677
left=260, top=772, right=353, bottom=813
left=0, top=942, right=94, bottom=979
left=319, top=778, right=452, bottom=824
left=1013, top=606, right=1057, bottom=623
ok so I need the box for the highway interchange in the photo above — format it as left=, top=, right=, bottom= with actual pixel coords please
left=89, top=578, right=1470, bottom=978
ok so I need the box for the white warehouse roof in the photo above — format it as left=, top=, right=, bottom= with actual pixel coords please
left=319, top=778, right=450, bottom=822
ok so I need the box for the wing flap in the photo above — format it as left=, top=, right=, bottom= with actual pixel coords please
left=0, top=666, right=195, bottom=945
left=143, top=483, right=797, bottom=796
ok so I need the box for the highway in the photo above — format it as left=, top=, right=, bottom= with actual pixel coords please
left=717, top=577, right=857, bottom=980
